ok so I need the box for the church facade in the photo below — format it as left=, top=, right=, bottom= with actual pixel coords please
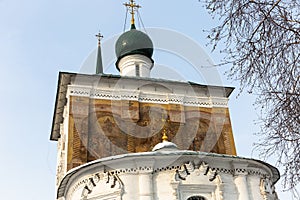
left=50, top=1, right=279, bottom=199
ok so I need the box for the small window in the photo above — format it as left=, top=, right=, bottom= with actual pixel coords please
left=187, top=196, right=206, bottom=200
left=135, top=64, right=140, bottom=77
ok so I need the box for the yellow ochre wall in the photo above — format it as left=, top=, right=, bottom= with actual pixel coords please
left=67, top=96, right=236, bottom=171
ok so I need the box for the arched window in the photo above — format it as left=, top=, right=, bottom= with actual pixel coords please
left=187, top=196, right=206, bottom=200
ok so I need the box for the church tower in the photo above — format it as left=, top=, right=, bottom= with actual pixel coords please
left=50, top=1, right=279, bottom=199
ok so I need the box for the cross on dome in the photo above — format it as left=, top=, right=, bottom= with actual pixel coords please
left=124, top=0, right=141, bottom=25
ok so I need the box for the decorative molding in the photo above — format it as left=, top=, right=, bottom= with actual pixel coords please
left=69, top=159, right=271, bottom=198
left=168, top=94, right=185, bottom=104
left=67, top=86, right=229, bottom=108
left=68, top=86, right=91, bottom=97
left=231, top=162, right=250, bottom=176
left=173, top=161, right=224, bottom=200
left=79, top=172, right=124, bottom=200
left=260, top=178, right=278, bottom=200
left=139, top=93, right=169, bottom=104
left=183, top=96, right=212, bottom=107
left=65, top=157, right=277, bottom=200
left=98, top=161, right=270, bottom=180
left=175, top=161, right=218, bottom=182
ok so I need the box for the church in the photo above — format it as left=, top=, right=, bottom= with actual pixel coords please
left=50, top=1, right=280, bottom=199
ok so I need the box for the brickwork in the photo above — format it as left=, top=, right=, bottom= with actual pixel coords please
left=66, top=97, right=236, bottom=171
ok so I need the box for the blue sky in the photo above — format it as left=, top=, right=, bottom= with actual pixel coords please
left=0, top=0, right=297, bottom=199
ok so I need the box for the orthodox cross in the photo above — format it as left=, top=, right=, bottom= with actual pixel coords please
left=95, top=31, right=104, bottom=74
left=124, top=0, right=141, bottom=25
left=95, top=32, right=104, bottom=46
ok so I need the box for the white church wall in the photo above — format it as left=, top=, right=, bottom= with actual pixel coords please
left=58, top=152, right=279, bottom=200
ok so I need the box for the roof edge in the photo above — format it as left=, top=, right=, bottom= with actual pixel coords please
left=50, top=72, right=74, bottom=141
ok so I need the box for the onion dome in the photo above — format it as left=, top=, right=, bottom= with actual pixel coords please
left=115, top=24, right=154, bottom=70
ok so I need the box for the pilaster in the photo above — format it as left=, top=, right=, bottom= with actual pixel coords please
left=136, top=159, right=155, bottom=200
left=233, top=163, right=250, bottom=200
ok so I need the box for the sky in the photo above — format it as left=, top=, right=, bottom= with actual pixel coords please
left=0, top=0, right=298, bottom=199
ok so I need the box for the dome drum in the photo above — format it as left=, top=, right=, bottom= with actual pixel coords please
left=118, top=54, right=153, bottom=77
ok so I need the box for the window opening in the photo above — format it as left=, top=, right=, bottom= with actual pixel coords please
left=187, top=196, right=206, bottom=200
left=135, top=64, right=140, bottom=77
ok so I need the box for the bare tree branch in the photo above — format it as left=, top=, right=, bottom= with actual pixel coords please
left=203, top=0, right=300, bottom=191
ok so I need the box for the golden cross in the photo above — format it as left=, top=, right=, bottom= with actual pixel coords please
left=95, top=32, right=104, bottom=46
left=124, top=0, right=141, bottom=25
left=161, top=113, right=169, bottom=142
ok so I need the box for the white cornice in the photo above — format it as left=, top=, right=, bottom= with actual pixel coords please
left=67, top=85, right=229, bottom=108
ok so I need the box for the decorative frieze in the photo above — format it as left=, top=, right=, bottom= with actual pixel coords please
left=67, top=85, right=228, bottom=108
left=68, top=86, right=91, bottom=97
left=69, top=160, right=270, bottom=181
left=69, top=172, right=124, bottom=200
left=175, top=161, right=218, bottom=182
left=173, top=161, right=224, bottom=200
left=59, top=152, right=279, bottom=200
